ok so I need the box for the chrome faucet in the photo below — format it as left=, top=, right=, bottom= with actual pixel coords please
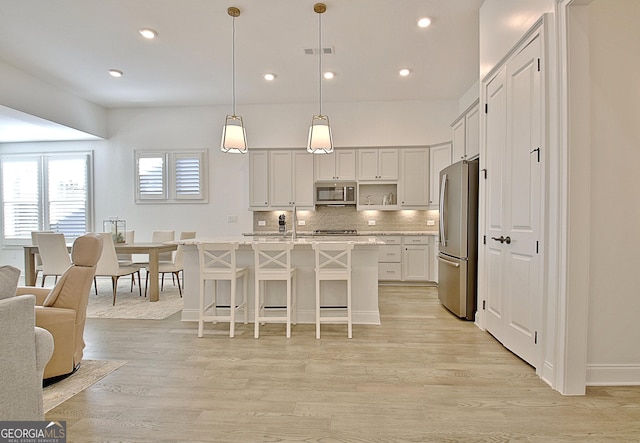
left=291, top=205, right=297, bottom=240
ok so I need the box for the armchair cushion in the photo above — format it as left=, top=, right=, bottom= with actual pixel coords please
left=0, top=265, right=20, bottom=300
left=16, top=233, right=103, bottom=382
left=0, top=294, right=54, bottom=420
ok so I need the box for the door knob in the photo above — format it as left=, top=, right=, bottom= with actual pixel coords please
left=491, top=236, right=511, bottom=244
left=504, top=236, right=511, bottom=244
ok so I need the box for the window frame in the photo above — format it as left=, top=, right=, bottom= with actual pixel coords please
left=134, top=150, right=208, bottom=203
left=0, top=151, right=94, bottom=246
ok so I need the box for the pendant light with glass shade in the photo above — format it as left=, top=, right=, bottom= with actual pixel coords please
left=307, top=3, right=333, bottom=154
left=221, top=6, right=247, bottom=154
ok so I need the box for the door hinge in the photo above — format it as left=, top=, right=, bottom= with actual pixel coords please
left=536, top=241, right=539, bottom=254
left=481, top=168, right=487, bottom=179
left=534, top=331, right=538, bottom=344
left=482, top=300, right=486, bottom=310
left=483, top=235, right=486, bottom=245
left=485, top=103, right=488, bottom=114
left=537, top=58, right=541, bottom=72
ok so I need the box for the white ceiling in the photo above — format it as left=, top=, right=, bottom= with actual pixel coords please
left=0, top=0, right=483, bottom=140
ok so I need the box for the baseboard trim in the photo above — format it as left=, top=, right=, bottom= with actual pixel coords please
left=586, top=364, right=640, bottom=386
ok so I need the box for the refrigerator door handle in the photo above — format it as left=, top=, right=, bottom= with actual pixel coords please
left=437, top=256, right=460, bottom=268
left=439, top=173, right=447, bottom=247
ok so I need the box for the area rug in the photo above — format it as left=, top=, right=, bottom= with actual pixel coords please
left=43, top=359, right=127, bottom=412
left=86, top=278, right=183, bottom=320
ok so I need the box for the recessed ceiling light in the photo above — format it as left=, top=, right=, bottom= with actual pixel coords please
left=399, top=68, right=411, bottom=77
left=323, top=71, right=335, bottom=80
left=108, top=69, right=123, bottom=78
left=418, top=17, right=431, bottom=28
left=139, top=28, right=158, bottom=39
left=264, top=73, right=276, bottom=81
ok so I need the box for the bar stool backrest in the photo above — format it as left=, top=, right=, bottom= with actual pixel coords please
left=198, top=242, right=240, bottom=277
left=252, top=242, right=294, bottom=274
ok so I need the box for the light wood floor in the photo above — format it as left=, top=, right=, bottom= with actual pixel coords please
left=48, top=286, right=640, bottom=442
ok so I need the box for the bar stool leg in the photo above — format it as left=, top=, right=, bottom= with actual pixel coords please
left=230, top=276, right=236, bottom=338
left=315, top=278, right=321, bottom=339
left=198, top=279, right=205, bottom=338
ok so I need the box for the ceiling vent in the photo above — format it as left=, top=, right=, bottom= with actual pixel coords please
left=304, top=47, right=335, bottom=55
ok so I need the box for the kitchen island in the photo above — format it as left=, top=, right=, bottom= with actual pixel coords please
left=177, top=236, right=383, bottom=326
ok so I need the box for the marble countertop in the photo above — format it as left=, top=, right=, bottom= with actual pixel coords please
left=175, top=236, right=385, bottom=246
left=242, top=230, right=438, bottom=237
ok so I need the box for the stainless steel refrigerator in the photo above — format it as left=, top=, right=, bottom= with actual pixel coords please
left=437, top=159, right=479, bottom=320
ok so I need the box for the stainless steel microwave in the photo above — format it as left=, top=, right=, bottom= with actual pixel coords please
left=315, top=182, right=356, bottom=205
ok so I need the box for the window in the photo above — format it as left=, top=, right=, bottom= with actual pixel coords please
left=1, top=152, right=93, bottom=244
left=135, top=150, right=207, bottom=203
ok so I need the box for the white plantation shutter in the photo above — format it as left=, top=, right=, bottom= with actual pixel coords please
left=1, top=153, right=92, bottom=243
left=47, top=156, right=89, bottom=237
left=1, top=157, right=40, bottom=240
left=174, top=153, right=203, bottom=199
left=135, top=150, right=207, bottom=203
left=137, top=153, right=166, bottom=199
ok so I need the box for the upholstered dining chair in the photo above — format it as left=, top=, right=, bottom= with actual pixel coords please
left=31, top=230, right=53, bottom=284
left=145, top=231, right=196, bottom=297
left=37, top=232, right=72, bottom=287
left=94, top=232, right=142, bottom=305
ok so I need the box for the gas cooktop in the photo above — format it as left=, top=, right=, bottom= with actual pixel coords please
left=313, top=229, right=358, bottom=235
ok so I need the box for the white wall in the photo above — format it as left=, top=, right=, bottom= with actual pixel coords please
left=584, top=0, right=640, bottom=383
left=0, top=60, right=107, bottom=138
left=479, top=0, right=555, bottom=78
left=0, top=99, right=456, bottom=270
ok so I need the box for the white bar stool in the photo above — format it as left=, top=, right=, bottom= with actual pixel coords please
left=312, top=241, right=354, bottom=339
left=197, top=242, right=248, bottom=338
left=252, top=242, right=296, bottom=338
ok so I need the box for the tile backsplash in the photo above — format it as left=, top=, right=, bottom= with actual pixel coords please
left=252, top=206, right=439, bottom=233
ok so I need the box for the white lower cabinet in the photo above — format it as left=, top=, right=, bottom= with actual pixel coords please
left=377, top=235, right=436, bottom=282
left=377, top=236, right=402, bottom=281
left=402, top=236, right=430, bottom=281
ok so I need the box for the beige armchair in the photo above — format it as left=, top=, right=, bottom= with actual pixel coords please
left=17, top=233, right=103, bottom=382
left=0, top=265, right=54, bottom=420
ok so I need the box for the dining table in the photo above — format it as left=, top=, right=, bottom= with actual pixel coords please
left=23, top=242, right=178, bottom=302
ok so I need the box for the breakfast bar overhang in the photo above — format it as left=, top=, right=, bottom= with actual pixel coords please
left=178, top=237, right=383, bottom=326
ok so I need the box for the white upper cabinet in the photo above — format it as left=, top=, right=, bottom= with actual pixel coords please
left=399, top=147, right=429, bottom=207
left=249, top=151, right=269, bottom=208
left=357, top=148, right=399, bottom=181
left=429, top=142, right=452, bottom=207
left=315, top=149, right=356, bottom=181
left=270, top=150, right=314, bottom=208
left=451, top=99, right=480, bottom=161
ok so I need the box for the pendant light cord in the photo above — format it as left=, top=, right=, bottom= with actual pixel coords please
left=232, top=15, right=236, bottom=117
left=318, top=12, right=323, bottom=117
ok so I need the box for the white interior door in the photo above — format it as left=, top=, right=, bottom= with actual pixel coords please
left=484, top=34, right=543, bottom=367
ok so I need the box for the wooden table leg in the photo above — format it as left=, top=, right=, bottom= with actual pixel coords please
left=148, top=249, right=160, bottom=302
left=23, top=247, right=36, bottom=286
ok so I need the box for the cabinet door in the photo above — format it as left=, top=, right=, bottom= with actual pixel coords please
left=357, top=149, right=380, bottom=180
left=400, top=148, right=429, bottom=207
left=269, top=151, right=293, bottom=206
left=465, top=103, right=480, bottom=159
left=314, top=152, right=336, bottom=181
left=378, top=148, right=399, bottom=180
left=429, top=143, right=452, bottom=206
left=249, top=151, right=269, bottom=208
left=335, top=149, right=356, bottom=180
left=403, top=244, right=429, bottom=281
left=452, top=117, right=466, bottom=161
left=292, top=151, right=314, bottom=207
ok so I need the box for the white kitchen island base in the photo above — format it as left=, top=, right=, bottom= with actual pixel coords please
left=179, top=239, right=381, bottom=326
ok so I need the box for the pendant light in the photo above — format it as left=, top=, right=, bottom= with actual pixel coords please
left=307, top=3, right=333, bottom=154
left=221, top=6, right=247, bottom=154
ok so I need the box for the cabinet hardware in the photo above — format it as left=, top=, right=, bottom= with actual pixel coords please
left=530, top=147, right=540, bottom=162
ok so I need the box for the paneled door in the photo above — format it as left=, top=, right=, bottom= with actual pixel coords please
left=484, top=33, right=543, bottom=367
